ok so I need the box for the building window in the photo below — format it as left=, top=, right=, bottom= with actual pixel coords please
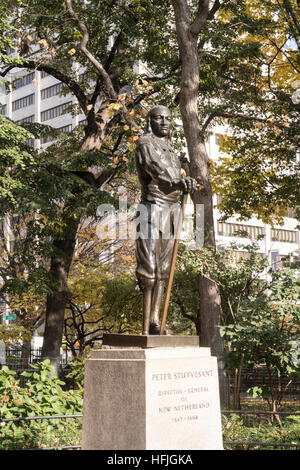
left=15, top=115, right=35, bottom=125
left=217, top=221, right=225, bottom=236
left=217, top=221, right=265, bottom=239
left=26, top=138, right=35, bottom=147
left=40, top=124, right=72, bottom=144
left=40, top=101, right=72, bottom=122
left=271, top=228, right=297, bottom=243
left=41, top=82, right=64, bottom=100
left=271, top=251, right=280, bottom=271
left=12, top=94, right=35, bottom=111
left=79, top=72, right=88, bottom=82
left=57, top=124, right=72, bottom=133
left=0, top=104, right=6, bottom=116
left=12, top=72, right=35, bottom=90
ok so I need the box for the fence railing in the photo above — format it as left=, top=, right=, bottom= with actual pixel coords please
left=1, top=410, right=299, bottom=450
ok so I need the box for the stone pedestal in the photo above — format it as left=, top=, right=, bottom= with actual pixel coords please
left=82, top=335, right=223, bottom=450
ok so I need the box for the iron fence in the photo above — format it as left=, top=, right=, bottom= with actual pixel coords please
left=0, top=410, right=299, bottom=450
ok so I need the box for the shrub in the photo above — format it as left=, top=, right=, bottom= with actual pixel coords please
left=0, top=360, right=83, bottom=449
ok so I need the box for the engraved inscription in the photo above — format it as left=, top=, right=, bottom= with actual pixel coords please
left=152, top=369, right=213, bottom=381
left=151, top=368, right=214, bottom=425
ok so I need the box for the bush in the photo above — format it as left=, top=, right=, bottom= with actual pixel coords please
left=222, top=413, right=300, bottom=450
left=0, top=360, right=83, bottom=449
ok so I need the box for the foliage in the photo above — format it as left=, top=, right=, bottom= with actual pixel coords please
left=177, top=242, right=300, bottom=409
left=177, top=240, right=269, bottom=326
left=220, top=267, right=300, bottom=371
left=0, top=360, right=82, bottom=449
left=169, top=268, right=199, bottom=335
left=0, top=0, right=299, bottom=360
left=64, top=352, right=90, bottom=391
left=220, top=268, right=300, bottom=410
left=210, top=0, right=300, bottom=223
left=65, top=265, right=142, bottom=355
left=222, top=412, right=300, bottom=450
left=0, top=0, right=179, bottom=360
left=0, top=289, right=45, bottom=348
left=0, top=116, right=35, bottom=205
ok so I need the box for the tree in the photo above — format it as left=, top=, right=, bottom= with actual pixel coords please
left=170, top=0, right=299, bottom=353
left=220, top=267, right=300, bottom=412
left=178, top=240, right=300, bottom=409
left=171, top=0, right=225, bottom=360
left=1, top=0, right=298, bottom=376
left=177, top=238, right=268, bottom=407
left=64, top=219, right=140, bottom=355
left=0, top=115, right=41, bottom=360
left=65, top=266, right=142, bottom=356
left=209, top=0, right=300, bottom=223
left=0, top=0, right=174, bottom=370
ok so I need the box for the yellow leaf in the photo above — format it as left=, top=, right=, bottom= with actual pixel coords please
left=68, top=48, right=76, bottom=55
left=38, top=39, right=48, bottom=47
left=126, top=110, right=135, bottom=120
left=128, top=143, right=136, bottom=152
left=123, top=125, right=130, bottom=131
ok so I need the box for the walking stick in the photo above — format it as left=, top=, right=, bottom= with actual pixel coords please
left=159, top=191, right=188, bottom=335
left=160, top=177, right=203, bottom=335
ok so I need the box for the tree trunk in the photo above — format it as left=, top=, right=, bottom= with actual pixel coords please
left=41, top=218, right=79, bottom=375
left=21, top=337, right=32, bottom=368
left=175, top=25, right=223, bottom=356
left=172, top=0, right=227, bottom=405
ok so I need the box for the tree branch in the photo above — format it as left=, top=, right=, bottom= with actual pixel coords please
left=1, top=60, right=88, bottom=113
left=207, top=0, right=221, bottom=21
left=200, top=110, right=293, bottom=137
left=65, top=0, right=118, bottom=101
left=190, top=0, right=210, bottom=36
left=104, top=32, right=123, bottom=72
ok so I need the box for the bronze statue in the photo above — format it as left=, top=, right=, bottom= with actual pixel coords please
left=135, top=105, right=197, bottom=335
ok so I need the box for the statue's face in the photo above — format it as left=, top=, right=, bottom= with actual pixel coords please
left=149, top=107, right=172, bottom=137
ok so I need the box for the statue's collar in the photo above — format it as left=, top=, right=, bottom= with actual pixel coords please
left=152, top=134, right=172, bottom=151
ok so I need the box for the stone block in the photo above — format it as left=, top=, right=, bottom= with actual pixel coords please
left=82, top=343, right=223, bottom=450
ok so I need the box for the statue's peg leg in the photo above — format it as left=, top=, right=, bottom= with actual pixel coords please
left=149, top=280, right=165, bottom=333
left=142, top=287, right=152, bottom=335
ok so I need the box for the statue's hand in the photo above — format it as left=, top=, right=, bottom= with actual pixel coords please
left=184, top=176, right=198, bottom=194
left=173, top=176, right=198, bottom=193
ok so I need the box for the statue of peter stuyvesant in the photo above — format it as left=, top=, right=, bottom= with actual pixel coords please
left=135, top=105, right=197, bottom=335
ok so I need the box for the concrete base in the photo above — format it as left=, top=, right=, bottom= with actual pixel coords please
left=102, top=333, right=201, bottom=348
left=82, top=339, right=223, bottom=450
